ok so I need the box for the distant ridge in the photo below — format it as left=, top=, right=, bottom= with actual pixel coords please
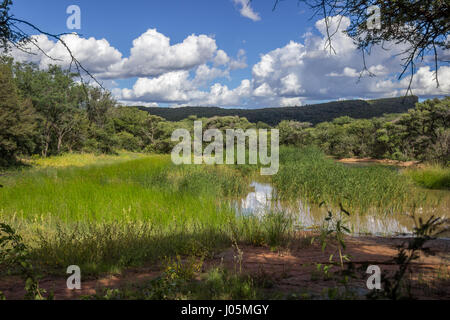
left=137, top=96, right=419, bottom=126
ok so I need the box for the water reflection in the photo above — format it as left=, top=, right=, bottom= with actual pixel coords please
left=234, top=181, right=449, bottom=237
left=235, top=182, right=277, bottom=216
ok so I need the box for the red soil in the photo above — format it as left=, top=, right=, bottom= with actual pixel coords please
left=1, top=236, right=449, bottom=300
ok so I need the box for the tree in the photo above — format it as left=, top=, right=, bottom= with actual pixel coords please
left=272, top=0, right=449, bottom=90
left=0, top=60, right=36, bottom=165
left=278, top=120, right=312, bottom=146
left=398, top=97, right=450, bottom=162
left=23, top=65, right=81, bottom=157
left=143, top=114, right=165, bottom=148
left=1, top=0, right=101, bottom=87
left=85, top=87, right=116, bottom=128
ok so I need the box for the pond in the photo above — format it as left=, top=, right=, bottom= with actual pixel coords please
left=234, top=181, right=450, bottom=238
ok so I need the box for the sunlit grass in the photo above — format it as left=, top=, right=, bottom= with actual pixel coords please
left=273, top=146, right=425, bottom=214
left=23, top=151, right=146, bottom=169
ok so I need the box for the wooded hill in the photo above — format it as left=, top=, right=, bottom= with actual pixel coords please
left=138, top=96, right=419, bottom=126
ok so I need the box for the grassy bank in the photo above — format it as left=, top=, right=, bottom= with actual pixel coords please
left=273, top=147, right=423, bottom=214
left=0, top=149, right=441, bottom=276
left=0, top=154, right=296, bottom=275
left=403, top=165, right=450, bottom=190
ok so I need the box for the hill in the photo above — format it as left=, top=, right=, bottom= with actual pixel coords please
left=137, top=96, right=419, bottom=126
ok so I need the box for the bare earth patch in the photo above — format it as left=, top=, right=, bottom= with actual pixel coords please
left=1, top=236, right=449, bottom=300
left=337, top=158, right=421, bottom=167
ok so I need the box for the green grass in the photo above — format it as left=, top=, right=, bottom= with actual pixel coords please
left=24, top=152, right=146, bottom=168
left=88, top=267, right=269, bottom=300
left=0, top=155, right=248, bottom=222
left=273, top=146, right=422, bottom=214
left=1, top=154, right=298, bottom=275
left=0, top=149, right=440, bottom=277
left=88, top=254, right=280, bottom=300
left=404, top=165, right=450, bottom=190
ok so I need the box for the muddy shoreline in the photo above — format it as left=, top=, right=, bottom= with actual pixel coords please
left=1, top=234, right=449, bottom=300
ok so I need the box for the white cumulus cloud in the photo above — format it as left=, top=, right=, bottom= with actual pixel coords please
left=233, top=0, right=261, bottom=22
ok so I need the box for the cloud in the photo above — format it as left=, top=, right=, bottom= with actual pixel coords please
left=120, top=71, right=193, bottom=103
left=233, top=0, right=261, bottom=22
left=11, top=29, right=232, bottom=80
left=11, top=15, right=448, bottom=108
left=115, top=70, right=252, bottom=107
left=102, top=29, right=220, bottom=78
left=193, top=64, right=230, bottom=86
left=249, top=15, right=449, bottom=104
left=116, top=15, right=448, bottom=108
left=214, top=50, right=230, bottom=65
left=280, top=97, right=303, bottom=107
left=229, top=49, right=248, bottom=70
left=11, top=34, right=123, bottom=73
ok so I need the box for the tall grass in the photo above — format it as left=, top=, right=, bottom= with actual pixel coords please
left=0, top=156, right=248, bottom=222
left=1, top=149, right=439, bottom=276
left=24, top=152, right=146, bottom=168
left=273, top=146, right=421, bottom=214
left=1, top=154, right=297, bottom=275
left=403, top=165, right=450, bottom=190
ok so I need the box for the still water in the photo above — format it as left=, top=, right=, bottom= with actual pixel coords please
left=234, top=181, right=450, bottom=238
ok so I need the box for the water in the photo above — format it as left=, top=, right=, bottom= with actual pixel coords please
left=234, top=181, right=450, bottom=238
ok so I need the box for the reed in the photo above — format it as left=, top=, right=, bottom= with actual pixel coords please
left=273, top=146, right=421, bottom=214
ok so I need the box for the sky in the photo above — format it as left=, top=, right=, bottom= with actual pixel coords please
left=10, top=0, right=450, bottom=108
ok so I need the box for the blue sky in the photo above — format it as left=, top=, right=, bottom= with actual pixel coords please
left=10, top=0, right=449, bottom=108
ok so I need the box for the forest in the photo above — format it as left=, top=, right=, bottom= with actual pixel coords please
left=1, top=58, right=448, bottom=168
left=139, top=96, right=419, bottom=126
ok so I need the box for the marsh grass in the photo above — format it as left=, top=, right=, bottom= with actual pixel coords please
left=0, top=150, right=440, bottom=277
left=273, top=147, right=422, bottom=214
left=0, top=154, right=295, bottom=275
left=23, top=152, right=146, bottom=168
left=233, top=211, right=294, bottom=247
left=404, top=165, right=450, bottom=190
left=0, top=155, right=248, bottom=222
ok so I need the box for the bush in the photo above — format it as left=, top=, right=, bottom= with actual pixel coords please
left=114, top=131, right=143, bottom=152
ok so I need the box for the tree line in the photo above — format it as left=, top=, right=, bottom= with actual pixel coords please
left=277, top=97, right=449, bottom=164
left=1, top=58, right=448, bottom=167
left=138, top=96, right=419, bottom=126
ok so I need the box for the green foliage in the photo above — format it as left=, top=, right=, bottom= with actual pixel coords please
left=1, top=57, right=447, bottom=167
left=398, top=97, right=450, bottom=163
left=138, top=96, right=418, bottom=126
left=368, top=214, right=449, bottom=300
left=114, top=131, right=143, bottom=152
left=0, top=0, right=13, bottom=51
left=0, top=223, right=50, bottom=299
left=89, top=266, right=262, bottom=300
left=315, top=204, right=352, bottom=269
left=0, top=155, right=298, bottom=275
left=0, top=59, right=36, bottom=166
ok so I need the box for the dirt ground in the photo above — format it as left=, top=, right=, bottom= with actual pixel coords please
left=337, top=158, right=421, bottom=167
left=1, top=236, right=449, bottom=300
